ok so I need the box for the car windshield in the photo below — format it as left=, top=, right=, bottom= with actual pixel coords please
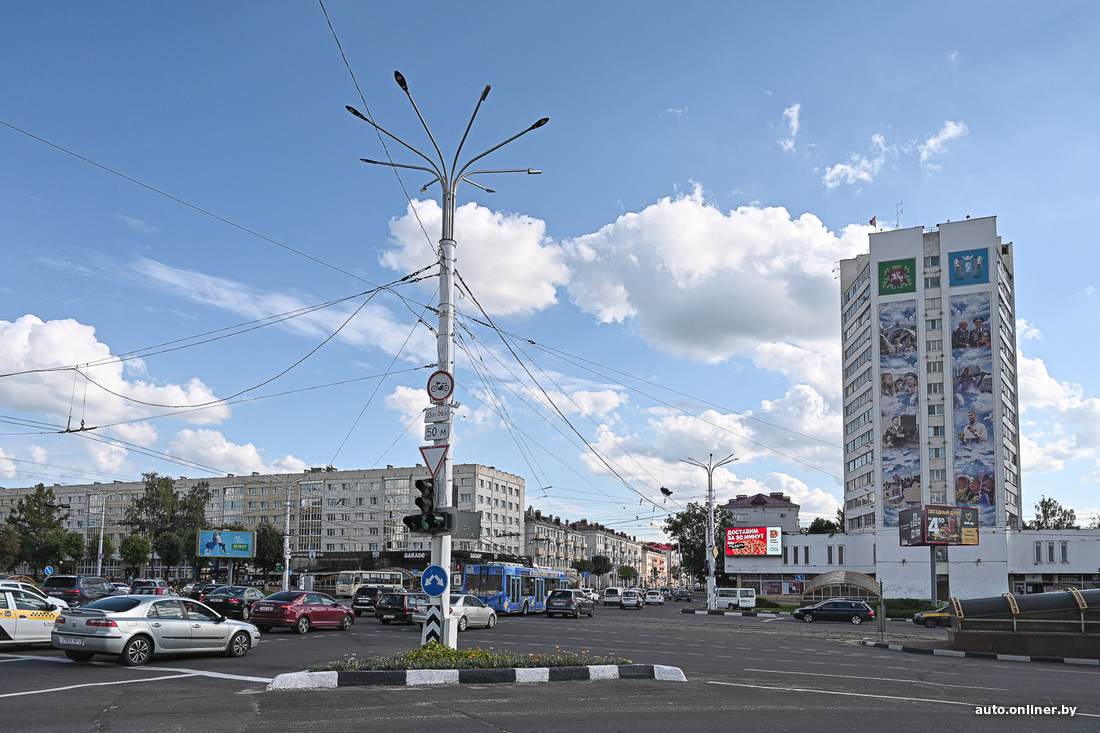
left=43, top=577, right=76, bottom=588
left=379, top=594, right=403, bottom=605
left=210, top=587, right=247, bottom=597
left=548, top=590, right=571, bottom=598
left=80, top=597, right=142, bottom=613
left=264, top=591, right=302, bottom=603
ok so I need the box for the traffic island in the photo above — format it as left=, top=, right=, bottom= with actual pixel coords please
left=680, top=608, right=780, bottom=618
left=267, top=642, right=686, bottom=689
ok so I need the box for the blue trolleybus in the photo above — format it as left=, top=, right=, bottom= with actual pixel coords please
left=462, top=563, right=569, bottom=615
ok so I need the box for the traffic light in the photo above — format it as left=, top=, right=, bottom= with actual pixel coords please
left=401, top=479, right=453, bottom=534
left=414, top=478, right=435, bottom=516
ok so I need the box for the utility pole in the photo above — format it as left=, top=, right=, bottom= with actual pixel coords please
left=349, top=71, right=546, bottom=648
left=680, top=453, right=737, bottom=611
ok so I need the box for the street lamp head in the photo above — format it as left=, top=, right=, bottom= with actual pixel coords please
left=346, top=105, right=368, bottom=121
left=527, top=169, right=542, bottom=175
left=531, top=117, right=550, bottom=130
left=394, top=70, right=409, bottom=92
left=480, top=85, right=491, bottom=101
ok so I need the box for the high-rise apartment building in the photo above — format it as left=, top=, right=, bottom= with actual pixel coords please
left=840, top=216, right=1021, bottom=534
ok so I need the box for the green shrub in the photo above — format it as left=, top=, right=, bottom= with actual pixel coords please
left=311, top=642, right=631, bottom=672
left=883, top=598, right=939, bottom=616
left=754, top=598, right=781, bottom=608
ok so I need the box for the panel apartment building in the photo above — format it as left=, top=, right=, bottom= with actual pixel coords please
left=839, top=216, right=1021, bottom=534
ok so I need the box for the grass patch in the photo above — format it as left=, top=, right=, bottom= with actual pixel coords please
left=310, top=642, right=631, bottom=672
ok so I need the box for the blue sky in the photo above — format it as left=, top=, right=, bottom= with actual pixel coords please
left=2, top=2, right=1099, bottom=537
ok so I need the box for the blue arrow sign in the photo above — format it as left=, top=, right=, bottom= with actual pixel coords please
left=44, top=566, right=54, bottom=576
left=421, top=565, right=448, bottom=597
left=582, top=571, right=589, bottom=578
left=795, top=574, right=804, bottom=582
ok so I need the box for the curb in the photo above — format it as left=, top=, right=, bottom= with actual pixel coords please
left=680, top=609, right=779, bottom=618
left=860, top=640, right=1100, bottom=666
left=268, top=664, right=687, bottom=690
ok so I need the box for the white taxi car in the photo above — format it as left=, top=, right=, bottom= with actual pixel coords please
left=0, top=586, right=62, bottom=645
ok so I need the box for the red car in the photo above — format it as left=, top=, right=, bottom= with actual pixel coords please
left=249, top=590, right=354, bottom=634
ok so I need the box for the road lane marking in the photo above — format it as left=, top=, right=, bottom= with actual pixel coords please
left=741, top=668, right=1008, bottom=691
left=0, top=653, right=272, bottom=683
left=0, top=673, right=198, bottom=698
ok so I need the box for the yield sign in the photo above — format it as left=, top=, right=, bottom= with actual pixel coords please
left=420, top=444, right=449, bottom=477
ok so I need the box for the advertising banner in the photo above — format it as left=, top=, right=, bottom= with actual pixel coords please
left=725, top=527, right=782, bottom=556
left=897, top=505, right=979, bottom=546
left=879, top=299, right=922, bottom=526
left=196, top=530, right=255, bottom=558
left=949, top=290, right=996, bottom=526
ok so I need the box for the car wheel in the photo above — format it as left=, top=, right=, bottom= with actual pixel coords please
left=802, top=613, right=814, bottom=623
left=486, top=613, right=497, bottom=629
left=573, top=608, right=581, bottom=619
left=241, top=605, right=251, bottom=621
left=119, top=635, right=153, bottom=666
left=521, top=602, right=530, bottom=616
left=589, top=607, right=595, bottom=617
left=379, top=619, right=391, bottom=625
left=65, top=650, right=94, bottom=663
left=457, top=615, right=468, bottom=632
left=294, top=615, right=311, bottom=634
left=340, top=614, right=353, bottom=630
left=727, top=603, right=736, bottom=611
left=925, top=618, right=938, bottom=629
left=850, top=615, right=863, bottom=625
left=226, top=631, right=250, bottom=658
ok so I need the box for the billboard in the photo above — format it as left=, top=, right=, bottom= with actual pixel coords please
left=725, top=527, right=782, bottom=556
left=879, top=299, right=922, bottom=526
left=948, top=248, right=990, bottom=286
left=878, top=258, right=917, bottom=295
left=196, top=530, right=254, bottom=558
left=949, top=291, right=996, bottom=527
left=898, top=505, right=979, bottom=546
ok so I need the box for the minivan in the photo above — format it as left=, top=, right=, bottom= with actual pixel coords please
left=715, top=587, right=756, bottom=610
left=602, top=587, right=622, bottom=606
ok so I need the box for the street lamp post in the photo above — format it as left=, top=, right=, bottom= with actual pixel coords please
left=681, top=453, right=737, bottom=611
left=348, top=72, right=547, bottom=648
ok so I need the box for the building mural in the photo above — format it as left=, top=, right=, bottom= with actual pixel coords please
left=878, top=299, right=922, bottom=526
left=949, top=289, right=997, bottom=526
left=948, top=248, right=990, bottom=286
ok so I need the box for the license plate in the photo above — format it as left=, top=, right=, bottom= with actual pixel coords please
left=382, top=614, right=395, bottom=619
left=58, top=636, right=84, bottom=646
left=257, top=606, right=273, bottom=612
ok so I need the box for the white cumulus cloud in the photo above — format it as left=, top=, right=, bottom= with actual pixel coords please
left=778, top=103, right=801, bottom=153
left=918, top=121, right=968, bottom=170
left=165, top=428, right=305, bottom=475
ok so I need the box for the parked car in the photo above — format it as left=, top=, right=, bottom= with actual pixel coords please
left=644, top=589, right=664, bottom=605
left=545, top=589, right=595, bottom=618
left=375, top=591, right=429, bottom=624
left=190, top=584, right=226, bottom=602
left=128, top=587, right=179, bottom=596
left=351, top=585, right=403, bottom=617
left=715, top=587, right=757, bottom=610
left=129, top=579, right=168, bottom=592
left=674, top=588, right=692, bottom=602
left=913, top=605, right=952, bottom=628
left=603, top=587, right=622, bottom=606
left=619, top=589, right=644, bottom=610
left=411, top=594, right=498, bottom=631
left=202, top=586, right=267, bottom=621
left=793, top=599, right=875, bottom=625
left=249, top=590, right=353, bottom=634
left=41, top=576, right=114, bottom=607
left=51, top=595, right=259, bottom=665
left=107, top=583, right=131, bottom=595
left=0, top=586, right=63, bottom=645
left=0, top=580, right=70, bottom=610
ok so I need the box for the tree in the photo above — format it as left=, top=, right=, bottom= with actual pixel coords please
left=570, top=558, right=595, bottom=576
left=806, top=517, right=841, bottom=534
left=0, top=525, right=19, bottom=571
left=591, top=555, right=613, bottom=581
left=663, top=502, right=736, bottom=581
left=254, top=524, right=285, bottom=578
left=125, top=473, right=211, bottom=540
left=120, top=535, right=151, bottom=577
left=60, top=530, right=85, bottom=573
left=1027, top=496, right=1078, bottom=530
left=86, top=534, right=115, bottom=562
left=152, top=531, right=186, bottom=579
left=835, top=508, right=846, bottom=533
left=4, top=484, right=68, bottom=575
left=618, top=565, right=637, bottom=584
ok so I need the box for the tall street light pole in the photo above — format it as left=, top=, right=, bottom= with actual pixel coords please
left=348, top=72, right=547, bottom=649
left=680, top=453, right=737, bottom=611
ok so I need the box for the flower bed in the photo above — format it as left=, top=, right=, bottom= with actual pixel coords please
left=311, top=642, right=630, bottom=672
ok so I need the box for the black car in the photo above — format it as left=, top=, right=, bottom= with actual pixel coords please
left=545, top=589, right=596, bottom=618
left=190, top=583, right=226, bottom=602
left=375, top=591, right=429, bottom=624
left=40, top=575, right=113, bottom=606
left=793, top=599, right=875, bottom=625
left=202, top=586, right=268, bottom=620
left=674, top=588, right=692, bottom=602
left=351, top=585, right=402, bottom=617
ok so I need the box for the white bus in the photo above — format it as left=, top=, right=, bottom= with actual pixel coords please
left=335, top=570, right=405, bottom=598
left=715, top=587, right=756, bottom=610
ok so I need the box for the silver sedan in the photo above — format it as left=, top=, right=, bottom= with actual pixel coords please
left=412, top=594, right=497, bottom=631
left=51, top=595, right=261, bottom=665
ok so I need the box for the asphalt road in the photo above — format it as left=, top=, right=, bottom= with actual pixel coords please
left=1, top=598, right=1096, bottom=731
